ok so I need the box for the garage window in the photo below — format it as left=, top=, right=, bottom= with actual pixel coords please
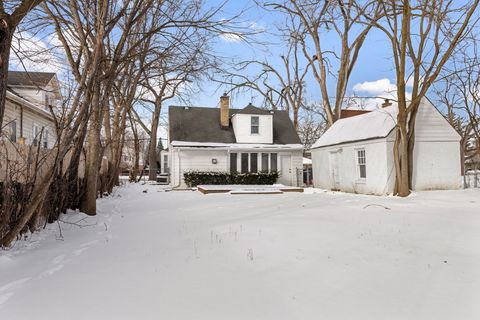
left=356, top=149, right=366, bottom=179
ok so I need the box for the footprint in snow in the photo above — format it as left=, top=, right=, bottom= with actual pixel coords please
left=0, top=277, right=31, bottom=306
left=39, top=264, right=65, bottom=278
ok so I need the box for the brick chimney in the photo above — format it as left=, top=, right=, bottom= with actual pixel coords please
left=382, top=99, right=393, bottom=108
left=220, top=93, right=230, bottom=129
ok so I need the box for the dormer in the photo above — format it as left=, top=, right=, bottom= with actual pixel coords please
left=7, top=71, right=62, bottom=111
left=231, top=104, right=273, bottom=144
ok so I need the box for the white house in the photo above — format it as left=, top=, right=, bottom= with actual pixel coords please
left=167, top=94, right=303, bottom=188
left=2, top=71, right=61, bottom=148
left=311, top=98, right=462, bottom=195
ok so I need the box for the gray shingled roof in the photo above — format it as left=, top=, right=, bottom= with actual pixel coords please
left=7, top=71, right=56, bottom=87
left=169, top=105, right=301, bottom=145
left=235, top=104, right=271, bottom=115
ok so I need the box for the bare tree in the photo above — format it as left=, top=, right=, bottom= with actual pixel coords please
left=435, top=35, right=480, bottom=184
left=368, top=0, right=480, bottom=196
left=297, top=105, right=326, bottom=150
left=135, top=23, right=215, bottom=181
left=262, top=0, right=381, bottom=126
left=0, top=0, right=45, bottom=127
left=219, top=23, right=311, bottom=129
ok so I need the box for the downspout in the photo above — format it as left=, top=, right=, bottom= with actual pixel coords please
left=172, top=147, right=182, bottom=189
left=20, top=104, right=24, bottom=141
left=226, top=149, right=230, bottom=173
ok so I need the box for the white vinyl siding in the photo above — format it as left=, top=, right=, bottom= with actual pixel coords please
left=231, top=113, right=273, bottom=144
left=170, top=148, right=303, bottom=188
left=4, top=98, right=56, bottom=148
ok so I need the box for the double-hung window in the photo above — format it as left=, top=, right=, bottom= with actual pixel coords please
left=270, top=153, right=278, bottom=171
left=251, top=116, right=259, bottom=134
left=43, top=129, right=49, bottom=148
left=250, top=153, right=258, bottom=173
left=241, top=153, right=249, bottom=173
left=9, top=120, right=17, bottom=142
left=32, top=124, right=40, bottom=146
left=261, top=153, right=269, bottom=172
left=230, top=153, right=238, bottom=174
left=356, top=149, right=366, bottom=179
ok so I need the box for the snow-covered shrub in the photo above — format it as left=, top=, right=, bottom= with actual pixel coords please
left=183, top=171, right=279, bottom=187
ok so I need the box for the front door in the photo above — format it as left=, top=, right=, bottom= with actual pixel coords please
left=329, top=152, right=340, bottom=190
left=278, top=155, right=292, bottom=185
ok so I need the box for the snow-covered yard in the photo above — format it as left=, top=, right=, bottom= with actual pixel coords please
left=1, top=184, right=480, bottom=320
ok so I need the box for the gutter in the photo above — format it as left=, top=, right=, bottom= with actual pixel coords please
left=6, top=91, right=54, bottom=121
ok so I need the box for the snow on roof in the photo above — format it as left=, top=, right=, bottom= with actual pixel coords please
left=312, top=106, right=397, bottom=149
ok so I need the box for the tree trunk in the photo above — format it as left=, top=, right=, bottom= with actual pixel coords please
left=148, top=101, right=161, bottom=181
left=394, top=112, right=411, bottom=197
left=0, top=19, right=14, bottom=127
left=293, top=107, right=299, bottom=130
left=398, top=133, right=410, bottom=197
left=80, top=87, right=102, bottom=215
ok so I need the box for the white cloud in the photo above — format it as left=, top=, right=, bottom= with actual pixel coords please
left=10, top=31, right=64, bottom=74
left=351, top=78, right=413, bottom=110
left=353, top=78, right=397, bottom=97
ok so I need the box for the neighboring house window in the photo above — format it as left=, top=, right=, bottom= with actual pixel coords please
left=163, top=155, right=169, bottom=173
left=356, top=149, right=366, bottom=179
left=251, top=116, right=259, bottom=134
left=32, top=124, right=40, bottom=146
left=45, top=94, right=54, bottom=110
left=261, top=153, right=269, bottom=172
left=250, top=153, right=258, bottom=173
left=241, top=153, right=249, bottom=173
left=230, top=153, right=237, bottom=174
left=271, top=153, right=278, bottom=171
left=43, top=129, right=49, bottom=148
left=9, top=121, right=17, bottom=142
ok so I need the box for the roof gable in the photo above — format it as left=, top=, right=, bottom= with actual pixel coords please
left=312, top=106, right=397, bottom=148
left=234, top=104, right=271, bottom=115
left=312, top=97, right=461, bottom=149
left=7, top=71, right=56, bottom=88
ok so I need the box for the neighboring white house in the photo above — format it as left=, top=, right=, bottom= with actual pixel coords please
left=167, top=94, right=303, bottom=188
left=2, top=71, right=61, bottom=148
left=311, top=98, right=462, bottom=195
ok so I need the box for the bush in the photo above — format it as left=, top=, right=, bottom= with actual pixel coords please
left=183, top=171, right=279, bottom=187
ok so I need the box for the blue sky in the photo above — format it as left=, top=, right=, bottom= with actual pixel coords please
left=191, top=0, right=400, bottom=110
left=7, top=0, right=406, bottom=112
left=9, top=0, right=464, bottom=142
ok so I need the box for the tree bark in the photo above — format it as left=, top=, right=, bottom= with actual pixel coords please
left=80, top=86, right=102, bottom=215
left=0, top=18, right=14, bottom=127
left=148, top=100, right=161, bottom=181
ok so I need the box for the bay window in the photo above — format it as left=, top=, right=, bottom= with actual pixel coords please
left=231, top=152, right=278, bottom=173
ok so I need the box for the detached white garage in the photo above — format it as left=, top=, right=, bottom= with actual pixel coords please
left=311, top=98, right=462, bottom=195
